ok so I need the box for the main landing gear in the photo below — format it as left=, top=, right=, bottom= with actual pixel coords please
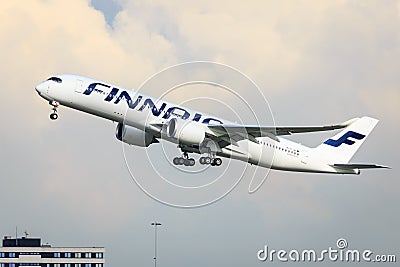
left=173, top=152, right=196, bottom=166
left=199, top=157, right=222, bottom=166
left=49, top=100, right=59, bottom=120
left=172, top=152, right=223, bottom=167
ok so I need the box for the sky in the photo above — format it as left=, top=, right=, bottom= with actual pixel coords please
left=0, top=0, right=399, bottom=266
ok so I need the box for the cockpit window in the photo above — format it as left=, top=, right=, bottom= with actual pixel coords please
left=47, top=77, right=62, bottom=83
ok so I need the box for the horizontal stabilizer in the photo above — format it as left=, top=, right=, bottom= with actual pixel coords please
left=333, top=164, right=391, bottom=169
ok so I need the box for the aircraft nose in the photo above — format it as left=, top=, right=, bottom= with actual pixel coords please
left=35, top=82, right=45, bottom=94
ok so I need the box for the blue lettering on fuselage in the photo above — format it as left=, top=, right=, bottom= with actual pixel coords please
left=104, top=88, right=119, bottom=101
left=193, top=113, right=202, bottom=122
left=83, top=82, right=110, bottom=95
left=85, top=82, right=223, bottom=125
left=163, top=107, right=190, bottom=120
left=202, top=118, right=223, bottom=125
left=138, top=98, right=167, bottom=116
left=114, top=90, right=143, bottom=109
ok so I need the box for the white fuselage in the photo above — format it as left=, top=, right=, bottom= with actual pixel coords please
left=35, top=74, right=358, bottom=174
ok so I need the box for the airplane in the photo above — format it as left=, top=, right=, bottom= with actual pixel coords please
left=35, top=74, right=389, bottom=174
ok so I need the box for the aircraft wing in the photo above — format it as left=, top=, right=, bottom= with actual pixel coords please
left=206, top=118, right=359, bottom=143
left=148, top=117, right=359, bottom=146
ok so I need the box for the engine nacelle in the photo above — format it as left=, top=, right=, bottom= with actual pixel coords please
left=115, top=123, right=156, bottom=147
left=166, top=118, right=206, bottom=145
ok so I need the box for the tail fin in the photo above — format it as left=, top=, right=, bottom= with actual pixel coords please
left=314, top=117, right=378, bottom=163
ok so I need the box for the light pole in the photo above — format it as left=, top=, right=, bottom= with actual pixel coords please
left=151, top=222, right=162, bottom=267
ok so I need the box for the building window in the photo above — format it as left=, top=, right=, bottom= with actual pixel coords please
left=75, top=264, right=81, bottom=267
left=84, top=264, right=92, bottom=267
left=75, top=253, right=81, bottom=258
left=0, top=252, right=4, bottom=258
left=95, top=253, right=103, bottom=258
left=9, top=252, right=16, bottom=258
left=9, top=264, right=16, bottom=267
left=65, top=252, right=71, bottom=258
left=54, top=252, right=61, bottom=258
left=85, top=253, right=91, bottom=258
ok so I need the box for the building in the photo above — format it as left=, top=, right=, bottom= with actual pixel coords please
left=0, top=236, right=105, bottom=267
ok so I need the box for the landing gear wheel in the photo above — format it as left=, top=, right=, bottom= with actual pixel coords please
left=189, top=158, right=195, bottom=166
left=214, top=158, right=222, bottom=166
left=50, top=113, right=58, bottom=120
left=183, top=159, right=191, bottom=166
left=204, top=157, right=212, bottom=164
left=173, top=157, right=180, bottom=165
left=199, top=157, right=205, bottom=164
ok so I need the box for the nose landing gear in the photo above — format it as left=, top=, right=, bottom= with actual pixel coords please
left=49, top=100, right=59, bottom=120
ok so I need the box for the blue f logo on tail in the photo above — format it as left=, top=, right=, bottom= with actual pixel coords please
left=324, top=131, right=365, bottom=147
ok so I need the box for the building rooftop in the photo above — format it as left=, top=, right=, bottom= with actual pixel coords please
left=0, top=235, right=105, bottom=266
left=1, top=236, right=104, bottom=249
left=3, top=236, right=41, bottom=247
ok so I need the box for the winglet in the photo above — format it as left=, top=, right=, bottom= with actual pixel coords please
left=339, top=117, right=360, bottom=127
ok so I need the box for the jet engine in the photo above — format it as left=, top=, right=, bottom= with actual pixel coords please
left=166, top=117, right=206, bottom=145
left=115, top=123, right=157, bottom=147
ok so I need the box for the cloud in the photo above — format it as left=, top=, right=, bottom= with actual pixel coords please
left=1, top=1, right=400, bottom=266
left=108, top=0, right=400, bottom=126
left=0, top=0, right=170, bottom=235
left=90, top=0, right=122, bottom=26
